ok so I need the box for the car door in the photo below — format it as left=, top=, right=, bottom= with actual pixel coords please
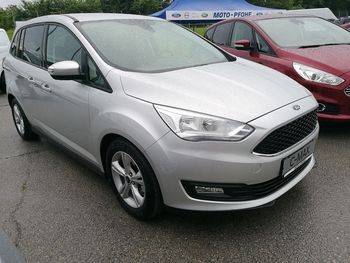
left=38, top=24, right=92, bottom=161
left=9, top=25, right=48, bottom=126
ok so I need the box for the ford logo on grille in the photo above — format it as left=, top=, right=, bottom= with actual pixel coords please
left=345, top=87, right=350, bottom=97
left=293, top=105, right=301, bottom=111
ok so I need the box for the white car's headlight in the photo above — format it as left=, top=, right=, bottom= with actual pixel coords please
left=154, top=105, right=254, bottom=142
left=293, top=62, right=344, bottom=86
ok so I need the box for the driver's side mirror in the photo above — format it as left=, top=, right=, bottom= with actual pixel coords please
left=48, top=61, right=83, bottom=80
left=234, top=39, right=252, bottom=51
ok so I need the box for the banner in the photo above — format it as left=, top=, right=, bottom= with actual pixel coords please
left=165, top=10, right=285, bottom=21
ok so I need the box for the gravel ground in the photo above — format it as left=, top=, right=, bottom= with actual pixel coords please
left=0, top=93, right=349, bottom=262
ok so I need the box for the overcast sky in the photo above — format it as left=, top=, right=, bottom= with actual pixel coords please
left=0, top=0, right=22, bottom=8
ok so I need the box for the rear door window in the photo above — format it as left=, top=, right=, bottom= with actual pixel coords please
left=212, top=22, right=232, bottom=45
left=20, top=25, right=45, bottom=66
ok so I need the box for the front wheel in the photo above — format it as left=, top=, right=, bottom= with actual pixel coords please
left=106, top=139, right=163, bottom=220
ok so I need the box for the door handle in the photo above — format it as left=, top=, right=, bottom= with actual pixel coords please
left=28, top=76, right=35, bottom=82
left=40, top=83, right=51, bottom=93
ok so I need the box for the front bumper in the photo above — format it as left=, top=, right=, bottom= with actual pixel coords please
left=145, top=96, right=319, bottom=211
left=301, top=72, right=350, bottom=122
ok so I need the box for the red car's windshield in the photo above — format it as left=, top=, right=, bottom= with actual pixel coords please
left=256, top=17, right=350, bottom=48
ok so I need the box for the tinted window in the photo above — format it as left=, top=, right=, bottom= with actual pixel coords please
left=79, top=20, right=228, bottom=73
left=10, top=31, right=20, bottom=56
left=212, top=23, right=232, bottom=45
left=255, top=32, right=273, bottom=54
left=21, top=26, right=45, bottom=66
left=46, top=25, right=83, bottom=67
left=87, top=57, right=107, bottom=88
left=205, top=27, right=215, bottom=40
left=256, top=17, right=350, bottom=48
left=231, top=22, right=253, bottom=47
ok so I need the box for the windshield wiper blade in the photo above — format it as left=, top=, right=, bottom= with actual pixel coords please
left=298, top=43, right=350, bottom=48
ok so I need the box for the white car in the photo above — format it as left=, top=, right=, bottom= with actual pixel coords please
left=0, top=28, right=10, bottom=93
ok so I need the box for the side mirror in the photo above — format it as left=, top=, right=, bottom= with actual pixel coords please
left=48, top=61, right=82, bottom=80
left=234, top=39, right=252, bottom=50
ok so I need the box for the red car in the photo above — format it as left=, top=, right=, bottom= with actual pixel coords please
left=342, top=22, right=350, bottom=31
left=205, top=15, right=350, bottom=122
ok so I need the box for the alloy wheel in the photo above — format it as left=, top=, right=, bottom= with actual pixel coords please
left=111, top=151, right=146, bottom=208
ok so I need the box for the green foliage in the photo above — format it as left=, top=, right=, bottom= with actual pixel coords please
left=1, top=0, right=350, bottom=32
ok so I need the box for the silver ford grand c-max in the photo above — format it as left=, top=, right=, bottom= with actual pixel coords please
left=3, top=14, right=319, bottom=219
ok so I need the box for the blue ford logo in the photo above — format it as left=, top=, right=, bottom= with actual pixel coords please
left=201, top=13, right=209, bottom=18
left=172, top=13, right=181, bottom=18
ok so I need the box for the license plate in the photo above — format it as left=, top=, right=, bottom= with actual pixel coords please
left=281, top=140, right=315, bottom=177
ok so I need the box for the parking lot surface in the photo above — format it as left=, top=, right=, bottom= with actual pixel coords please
left=0, top=93, right=349, bottom=262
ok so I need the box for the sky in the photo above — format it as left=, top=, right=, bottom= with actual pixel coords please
left=0, top=0, right=22, bottom=8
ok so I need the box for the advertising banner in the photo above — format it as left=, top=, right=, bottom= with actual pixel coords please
left=166, top=10, right=285, bottom=21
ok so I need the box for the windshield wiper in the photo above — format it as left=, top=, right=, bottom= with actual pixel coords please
left=298, top=43, right=350, bottom=48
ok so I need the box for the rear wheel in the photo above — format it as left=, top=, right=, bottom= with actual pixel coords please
left=106, top=139, right=163, bottom=220
left=11, top=99, right=38, bottom=141
left=0, top=72, right=6, bottom=94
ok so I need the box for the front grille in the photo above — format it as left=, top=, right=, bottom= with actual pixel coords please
left=182, top=157, right=312, bottom=202
left=345, top=87, right=350, bottom=97
left=253, top=110, right=318, bottom=155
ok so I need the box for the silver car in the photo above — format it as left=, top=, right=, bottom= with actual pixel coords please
left=3, top=14, right=319, bottom=219
left=0, top=28, right=10, bottom=93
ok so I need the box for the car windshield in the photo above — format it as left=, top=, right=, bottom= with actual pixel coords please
left=256, top=17, right=350, bottom=48
left=0, top=30, right=9, bottom=47
left=78, top=19, right=230, bottom=73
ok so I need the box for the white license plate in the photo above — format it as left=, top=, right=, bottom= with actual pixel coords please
left=281, top=140, right=315, bottom=177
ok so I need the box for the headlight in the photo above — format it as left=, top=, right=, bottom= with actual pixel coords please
left=293, top=62, right=344, bottom=86
left=154, top=105, right=254, bottom=142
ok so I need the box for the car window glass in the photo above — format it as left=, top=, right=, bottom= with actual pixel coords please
left=231, top=22, right=253, bottom=47
left=255, top=32, right=273, bottom=54
left=79, top=20, right=228, bottom=73
left=21, top=26, right=45, bottom=66
left=46, top=25, right=82, bottom=67
left=212, top=23, right=231, bottom=45
left=10, top=31, right=20, bottom=56
left=87, top=56, right=107, bottom=88
left=205, top=27, right=215, bottom=41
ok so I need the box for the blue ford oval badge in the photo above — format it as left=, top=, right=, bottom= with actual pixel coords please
left=172, top=13, right=182, bottom=18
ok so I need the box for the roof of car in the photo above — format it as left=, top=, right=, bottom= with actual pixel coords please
left=17, top=13, right=161, bottom=29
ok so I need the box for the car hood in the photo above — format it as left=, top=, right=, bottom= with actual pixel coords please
left=281, top=45, right=350, bottom=76
left=120, top=59, right=310, bottom=123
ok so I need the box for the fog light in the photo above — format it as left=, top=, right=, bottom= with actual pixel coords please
left=195, top=186, right=224, bottom=194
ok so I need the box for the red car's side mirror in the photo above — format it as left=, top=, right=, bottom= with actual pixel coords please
left=234, top=39, right=252, bottom=50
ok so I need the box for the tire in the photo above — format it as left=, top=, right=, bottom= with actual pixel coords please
left=0, top=72, right=6, bottom=94
left=11, top=99, right=38, bottom=141
left=106, top=139, right=163, bottom=220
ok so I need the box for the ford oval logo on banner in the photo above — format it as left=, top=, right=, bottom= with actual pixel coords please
left=172, top=13, right=182, bottom=18
left=201, top=13, right=209, bottom=18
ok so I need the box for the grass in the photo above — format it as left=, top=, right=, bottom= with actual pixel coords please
left=6, top=28, right=14, bottom=40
